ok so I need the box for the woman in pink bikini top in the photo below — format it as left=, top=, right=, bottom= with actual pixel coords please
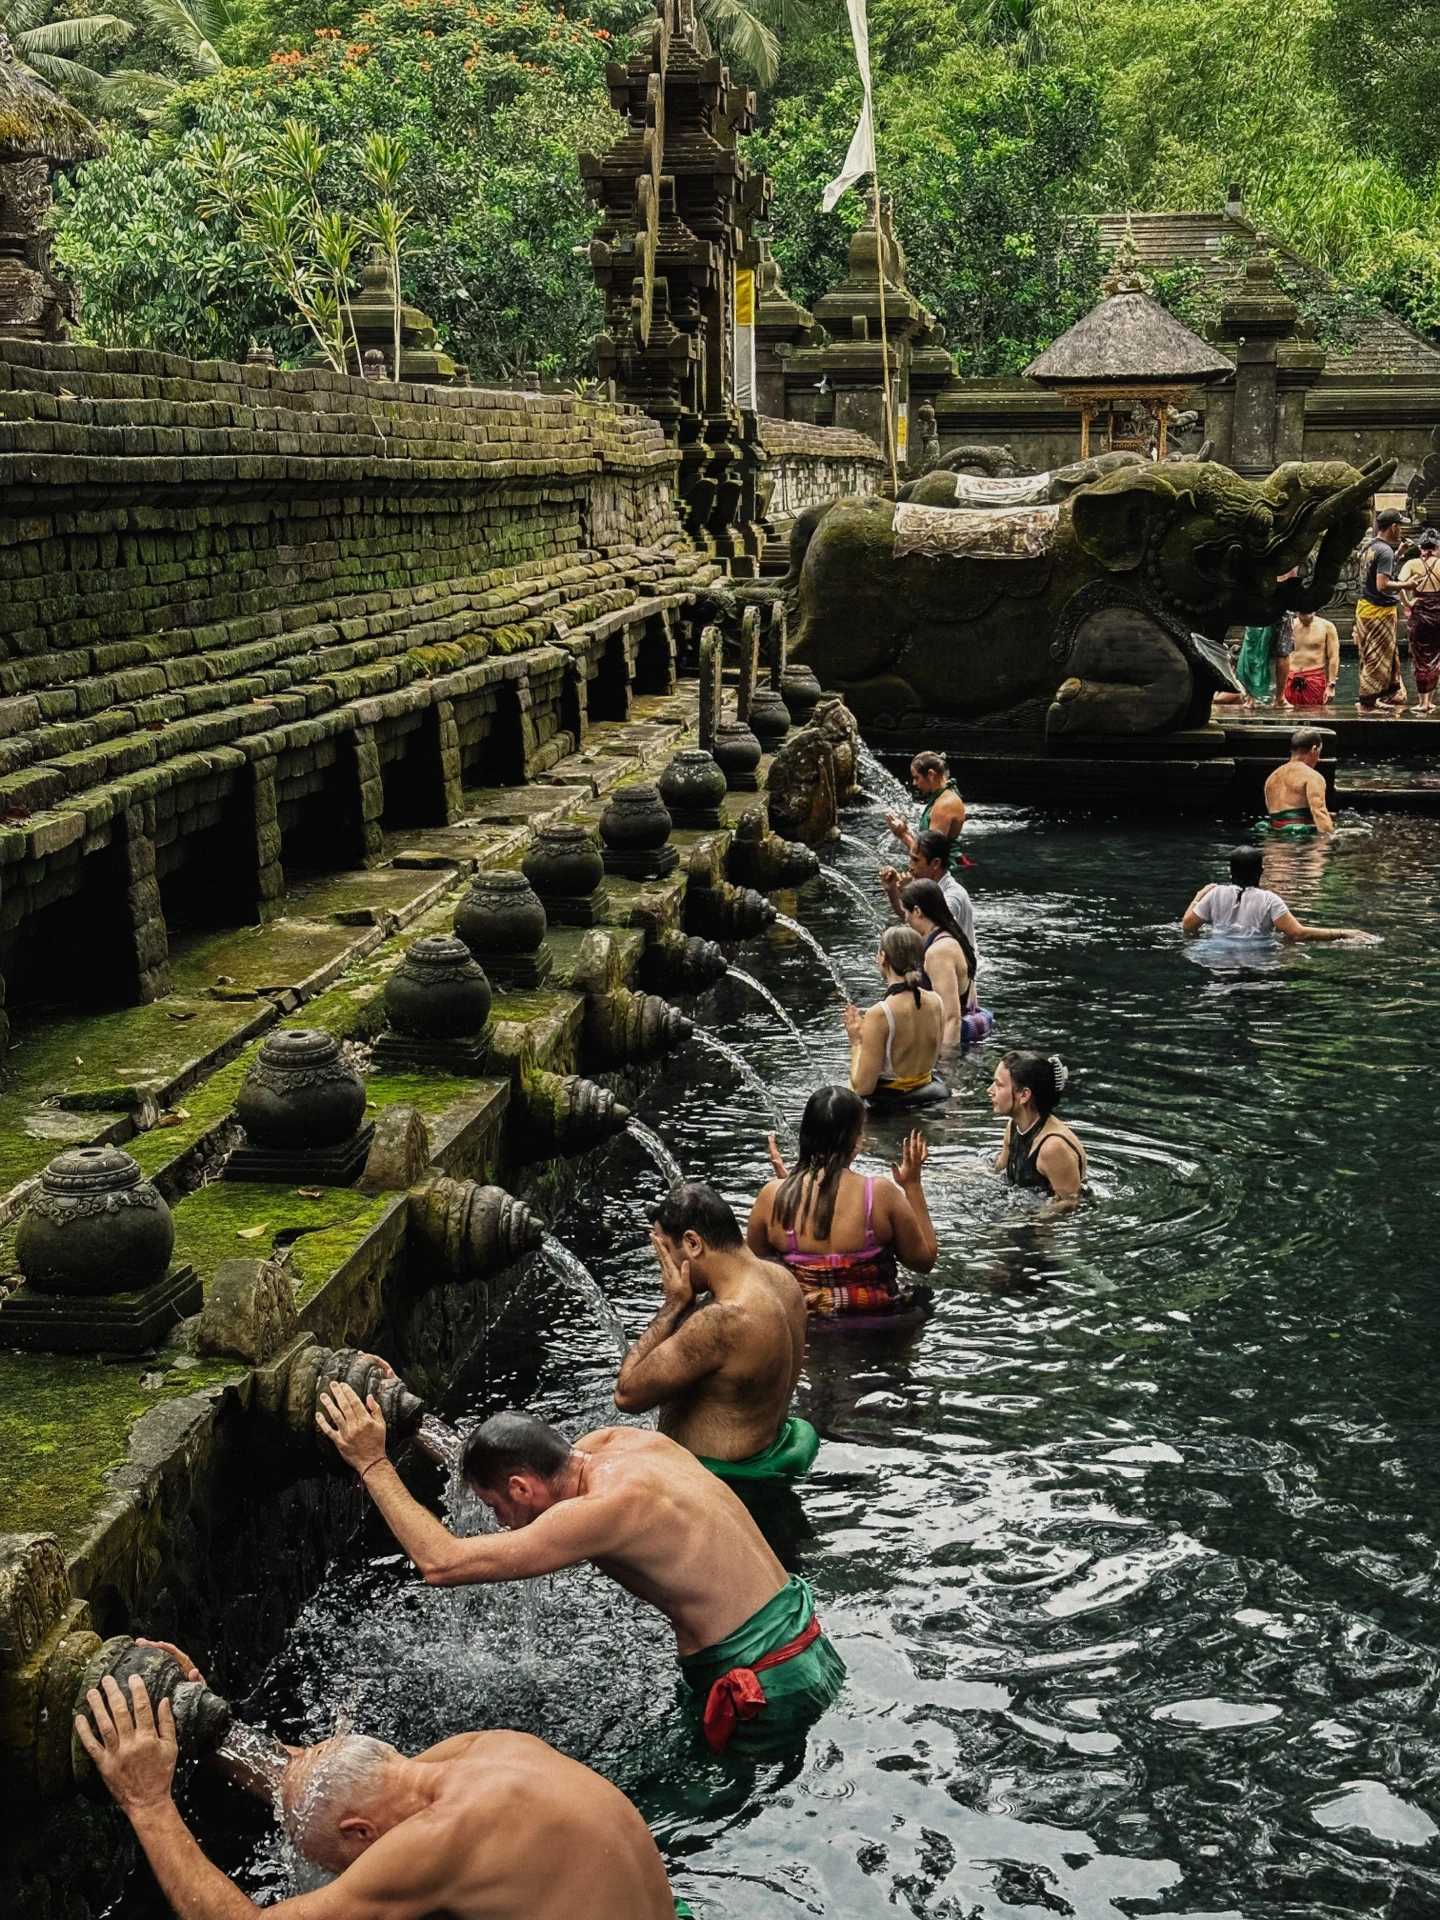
left=745, top=1086, right=938, bottom=1316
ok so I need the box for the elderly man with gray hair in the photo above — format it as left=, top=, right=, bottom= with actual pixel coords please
left=75, top=1639, right=687, bottom=1919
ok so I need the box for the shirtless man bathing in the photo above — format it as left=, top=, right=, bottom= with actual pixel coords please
left=614, top=1180, right=814, bottom=1487
left=76, top=1649, right=683, bottom=1918
left=319, top=1392, right=845, bottom=1757
left=1262, top=726, right=1333, bottom=837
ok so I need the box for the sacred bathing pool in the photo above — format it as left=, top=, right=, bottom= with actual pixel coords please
left=2, top=0, right=1440, bottom=1914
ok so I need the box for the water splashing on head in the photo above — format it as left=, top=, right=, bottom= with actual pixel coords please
left=281, top=1731, right=402, bottom=1877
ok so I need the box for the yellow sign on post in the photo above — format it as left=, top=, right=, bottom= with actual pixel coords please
left=733, top=266, right=756, bottom=410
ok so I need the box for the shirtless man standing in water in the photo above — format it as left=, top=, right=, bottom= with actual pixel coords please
left=77, top=1658, right=679, bottom=1917
left=320, top=1393, right=846, bottom=1756
left=1262, top=726, right=1334, bottom=835
left=614, top=1181, right=812, bottom=1485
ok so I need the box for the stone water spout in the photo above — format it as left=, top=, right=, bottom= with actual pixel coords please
left=410, top=1174, right=545, bottom=1282
left=726, top=808, right=821, bottom=891
left=638, top=928, right=730, bottom=994
left=518, top=1069, right=631, bottom=1154
left=683, top=874, right=777, bottom=942
left=572, top=929, right=692, bottom=1068
left=253, top=1339, right=426, bottom=1458
left=72, top=1637, right=233, bottom=1788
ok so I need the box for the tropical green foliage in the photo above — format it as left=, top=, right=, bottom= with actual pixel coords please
left=53, top=0, right=619, bottom=376
left=42, top=0, right=1440, bottom=378
left=0, top=0, right=135, bottom=97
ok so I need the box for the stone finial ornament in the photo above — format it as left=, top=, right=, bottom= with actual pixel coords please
left=375, top=935, right=493, bottom=1073
left=228, top=1029, right=373, bottom=1186
left=598, top=784, right=678, bottom=880
left=1, top=1147, right=198, bottom=1353
left=522, top=824, right=609, bottom=927
left=454, top=870, right=553, bottom=989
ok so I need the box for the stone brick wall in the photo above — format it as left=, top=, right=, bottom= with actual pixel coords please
left=0, top=342, right=718, bottom=1033
left=758, top=416, right=887, bottom=519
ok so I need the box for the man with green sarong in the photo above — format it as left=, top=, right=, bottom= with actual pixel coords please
left=319, top=1396, right=846, bottom=1758
left=614, top=1181, right=817, bottom=1488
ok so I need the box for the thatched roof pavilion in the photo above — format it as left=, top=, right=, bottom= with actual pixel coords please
left=1026, top=228, right=1234, bottom=457
left=0, top=30, right=102, bottom=165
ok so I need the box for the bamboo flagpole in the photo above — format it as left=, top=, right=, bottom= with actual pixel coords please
left=821, top=0, right=899, bottom=495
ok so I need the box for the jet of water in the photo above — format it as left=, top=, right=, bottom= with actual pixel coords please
left=626, top=1118, right=684, bottom=1187
left=838, top=829, right=887, bottom=864
left=725, top=966, right=804, bottom=1046
left=541, top=1233, right=628, bottom=1363
left=413, top=1412, right=463, bottom=1469
left=858, top=743, right=910, bottom=809
left=214, top=1720, right=291, bottom=1803
left=818, top=865, right=883, bottom=927
left=689, top=1028, right=796, bottom=1142
left=772, top=912, right=852, bottom=1005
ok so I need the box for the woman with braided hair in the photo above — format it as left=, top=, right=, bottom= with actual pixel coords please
left=746, top=1086, right=937, bottom=1323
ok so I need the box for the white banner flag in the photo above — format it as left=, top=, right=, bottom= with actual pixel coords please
left=821, top=0, right=874, bottom=213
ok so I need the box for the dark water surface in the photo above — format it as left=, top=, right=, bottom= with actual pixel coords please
left=151, top=797, right=1440, bottom=1918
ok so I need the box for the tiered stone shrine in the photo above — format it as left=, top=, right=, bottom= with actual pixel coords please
left=582, top=0, right=769, bottom=573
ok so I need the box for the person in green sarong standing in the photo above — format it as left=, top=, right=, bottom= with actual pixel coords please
left=1235, top=613, right=1290, bottom=707
left=319, top=1396, right=847, bottom=1758
left=614, top=1182, right=818, bottom=1487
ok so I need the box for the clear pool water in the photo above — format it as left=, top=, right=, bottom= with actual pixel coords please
left=130, top=796, right=1440, bottom=1919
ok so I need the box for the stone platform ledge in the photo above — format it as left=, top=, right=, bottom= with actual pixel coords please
left=0, top=680, right=774, bottom=1609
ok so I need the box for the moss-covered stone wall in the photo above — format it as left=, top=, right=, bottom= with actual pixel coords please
left=0, top=340, right=717, bottom=1035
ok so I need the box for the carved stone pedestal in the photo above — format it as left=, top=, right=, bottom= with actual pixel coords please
left=0, top=1265, right=199, bottom=1355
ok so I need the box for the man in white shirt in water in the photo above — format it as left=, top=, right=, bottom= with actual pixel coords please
left=1182, top=846, right=1359, bottom=942
left=881, top=829, right=979, bottom=963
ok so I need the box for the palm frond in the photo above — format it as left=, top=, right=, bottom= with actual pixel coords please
left=121, top=0, right=225, bottom=72
left=697, top=0, right=780, bottom=84
left=16, top=46, right=106, bottom=89
left=19, top=14, right=134, bottom=52
left=98, top=63, right=177, bottom=114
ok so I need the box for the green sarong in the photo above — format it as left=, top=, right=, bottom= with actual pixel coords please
left=1235, top=625, right=1278, bottom=701
left=696, top=1415, right=819, bottom=1485
left=1258, top=806, right=1317, bottom=839
left=680, top=1573, right=845, bottom=1757
left=674, top=1901, right=695, bottom=1918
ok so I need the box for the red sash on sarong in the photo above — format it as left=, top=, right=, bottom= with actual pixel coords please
left=1284, top=667, right=1327, bottom=707
left=701, top=1615, right=823, bottom=1753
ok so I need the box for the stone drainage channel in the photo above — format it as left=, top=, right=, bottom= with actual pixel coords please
left=0, top=669, right=853, bottom=1918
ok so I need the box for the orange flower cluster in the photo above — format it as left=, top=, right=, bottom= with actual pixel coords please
left=344, top=41, right=371, bottom=58
left=268, top=47, right=304, bottom=65
left=313, top=24, right=342, bottom=36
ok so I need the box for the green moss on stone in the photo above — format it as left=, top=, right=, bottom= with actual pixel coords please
left=171, top=1179, right=392, bottom=1292
left=0, top=1350, right=242, bottom=1551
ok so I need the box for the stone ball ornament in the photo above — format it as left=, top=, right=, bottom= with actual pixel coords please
left=383, top=935, right=493, bottom=1039
left=16, top=1146, right=175, bottom=1297
left=235, top=1028, right=367, bottom=1151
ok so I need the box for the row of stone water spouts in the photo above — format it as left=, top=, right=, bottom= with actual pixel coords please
left=7, top=711, right=835, bottom=1787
